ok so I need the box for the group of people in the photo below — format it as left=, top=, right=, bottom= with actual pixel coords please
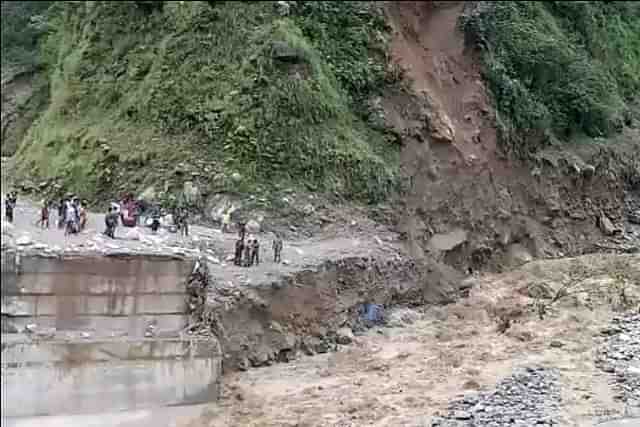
left=4, top=191, right=18, bottom=223
left=233, top=223, right=284, bottom=267
left=57, top=195, right=88, bottom=235
left=5, top=190, right=287, bottom=264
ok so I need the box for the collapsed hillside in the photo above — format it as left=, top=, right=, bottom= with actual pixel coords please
left=2, top=1, right=639, bottom=272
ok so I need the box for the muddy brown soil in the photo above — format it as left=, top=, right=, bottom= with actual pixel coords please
left=382, top=1, right=637, bottom=274
left=184, top=253, right=639, bottom=427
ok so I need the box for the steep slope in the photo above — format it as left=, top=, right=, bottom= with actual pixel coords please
left=0, top=1, right=51, bottom=156
left=15, top=1, right=400, bottom=204
left=382, top=1, right=639, bottom=271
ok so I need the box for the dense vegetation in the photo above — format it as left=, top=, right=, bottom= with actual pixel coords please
left=461, top=1, right=640, bottom=155
left=5, top=1, right=638, bottom=204
left=1, top=1, right=52, bottom=70
left=15, top=1, right=400, bottom=204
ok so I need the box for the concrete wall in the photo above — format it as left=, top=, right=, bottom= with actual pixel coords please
left=1, top=253, right=191, bottom=336
left=1, top=337, right=222, bottom=417
left=1, top=252, right=222, bottom=418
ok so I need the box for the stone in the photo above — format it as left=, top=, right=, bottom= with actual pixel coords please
left=302, top=203, right=315, bottom=215
left=427, top=228, right=468, bottom=252
left=582, top=164, right=596, bottom=178
left=336, top=327, right=355, bottom=345
left=231, top=172, right=243, bottom=182
left=125, top=228, right=142, bottom=241
left=599, top=214, right=616, bottom=236
left=549, top=340, right=564, bottom=348
left=421, top=92, right=455, bottom=144
left=506, top=243, right=533, bottom=267
left=15, top=235, right=32, bottom=246
left=453, top=410, right=472, bottom=420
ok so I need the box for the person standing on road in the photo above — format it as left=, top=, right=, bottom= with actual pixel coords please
left=150, top=205, right=161, bottom=234
left=57, top=197, right=66, bottom=229
left=64, top=199, right=78, bottom=235
left=104, top=206, right=118, bottom=238
left=234, top=238, right=244, bottom=266
left=4, top=193, right=16, bottom=223
left=38, top=200, right=50, bottom=229
left=238, top=221, right=246, bottom=241
left=180, top=208, right=189, bottom=237
left=251, top=237, right=260, bottom=266
left=244, top=237, right=253, bottom=267
left=78, top=200, right=88, bottom=231
left=272, top=235, right=283, bottom=263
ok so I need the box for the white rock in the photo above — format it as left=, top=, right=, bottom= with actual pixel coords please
left=16, top=235, right=33, bottom=246
left=125, top=228, right=141, bottom=241
left=336, top=327, right=355, bottom=345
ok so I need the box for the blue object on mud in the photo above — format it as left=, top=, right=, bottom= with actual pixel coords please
left=359, top=303, right=385, bottom=325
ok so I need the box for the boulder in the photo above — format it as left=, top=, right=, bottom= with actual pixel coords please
left=124, top=228, right=142, bottom=241
left=336, top=327, right=355, bottom=345
left=582, top=164, right=596, bottom=178
left=421, top=92, right=455, bottom=143
left=427, top=228, right=468, bottom=252
left=506, top=243, right=533, bottom=267
left=599, top=214, right=616, bottom=236
left=16, top=235, right=32, bottom=246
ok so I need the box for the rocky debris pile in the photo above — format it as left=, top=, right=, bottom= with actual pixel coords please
left=596, top=314, right=640, bottom=416
left=430, top=366, right=561, bottom=426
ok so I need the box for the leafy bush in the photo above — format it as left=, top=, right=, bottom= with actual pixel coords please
left=461, top=1, right=639, bottom=154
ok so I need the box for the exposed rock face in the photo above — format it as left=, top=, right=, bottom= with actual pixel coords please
left=205, top=255, right=463, bottom=371
left=1, top=69, right=47, bottom=156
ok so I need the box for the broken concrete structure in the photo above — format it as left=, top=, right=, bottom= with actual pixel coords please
left=1, top=251, right=222, bottom=418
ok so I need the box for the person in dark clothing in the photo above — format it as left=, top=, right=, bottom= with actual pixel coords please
left=38, top=201, right=50, bottom=229
left=151, top=206, right=161, bottom=234
left=272, top=236, right=283, bottom=263
left=4, top=193, right=15, bottom=223
left=251, top=237, right=260, bottom=266
left=234, top=238, right=244, bottom=266
left=104, top=207, right=118, bottom=238
left=238, top=221, right=246, bottom=241
left=57, top=198, right=66, bottom=229
left=180, top=208, right=189, bottom=237
left=243, top=238, right=253, bottom=267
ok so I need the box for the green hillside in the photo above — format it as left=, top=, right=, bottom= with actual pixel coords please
left=462, top=1, right=640, bottom=155
left=4, top=1, right=639, bottom=205
left=15, top=1, right=400, bottom=204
